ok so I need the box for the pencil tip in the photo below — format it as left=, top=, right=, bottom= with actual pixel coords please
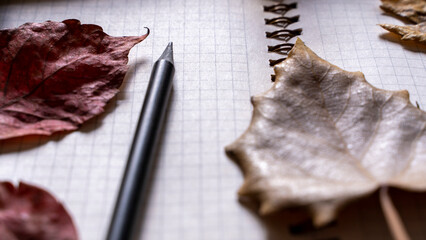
left=159, top=42, right=174, bottom=64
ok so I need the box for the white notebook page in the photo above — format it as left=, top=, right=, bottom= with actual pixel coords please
left=0, top=0, right=425, bottom=239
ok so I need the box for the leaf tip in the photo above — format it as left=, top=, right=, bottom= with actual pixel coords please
left=224, top=145, right=235, bottom=157
left=295, top=37, right=304, bottom=45
left=291, top=37, right=306, bottom=53
left=140, top=27, right=150, bottom=41
left=379, top=23, right=393, bottom=31
left=225, top=143, right=244, bottom=165
left=61, top=19, right=82, bottom=27
left=287, top=37, right=316, bottom=62
left=259, top=201, right=276, bottom=215
left=310, top=202, right=339, bottom=227
left=238, top=181, right=254, bottom=196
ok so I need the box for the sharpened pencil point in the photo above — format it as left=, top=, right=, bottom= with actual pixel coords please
left=159, top=42, right=174, bottom=64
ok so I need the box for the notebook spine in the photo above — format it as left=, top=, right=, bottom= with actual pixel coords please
left=264, top=1, right=301, bottom=81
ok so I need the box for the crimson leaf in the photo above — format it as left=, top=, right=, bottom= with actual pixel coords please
left=0, top=19, right=148, bottom=140
left=0, top=181, right=78, bottom=240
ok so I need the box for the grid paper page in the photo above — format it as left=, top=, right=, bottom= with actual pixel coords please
left=0, top=0, right=426, bottom=240
left=0, top=0, right=265, bottom=239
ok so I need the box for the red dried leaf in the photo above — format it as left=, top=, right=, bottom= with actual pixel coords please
left=0, top=19, right=149, bottom=140
left=0, top=181, right=78, bottom=240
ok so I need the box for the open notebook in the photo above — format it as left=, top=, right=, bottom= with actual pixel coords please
left=0, top=0, right=425, bottom=239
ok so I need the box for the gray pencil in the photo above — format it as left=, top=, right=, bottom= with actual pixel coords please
left=107, top=43, right=175, bottom=240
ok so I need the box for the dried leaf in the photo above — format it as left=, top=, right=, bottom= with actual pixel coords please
left=0, top=181, right=78, bottom=240
left=380, top=22, right=426, bottom=44
left=381, top=0, right=426, bottom=23
left=0, top=19, right=148, bottom=140
left=225, top=38, right=426, bottom=227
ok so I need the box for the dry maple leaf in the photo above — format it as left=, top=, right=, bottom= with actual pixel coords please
left=380, top=22, right=426, bottom=44
left=0, top=181, right=78, bottom=240
left=225, top=38, right=426, bottom=239
left=0, top=19, right=149, bottom=140
left=380, top=0, right=426, bottom=23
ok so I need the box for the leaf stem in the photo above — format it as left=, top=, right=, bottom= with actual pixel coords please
left=380, top=186, right=410, bottom=240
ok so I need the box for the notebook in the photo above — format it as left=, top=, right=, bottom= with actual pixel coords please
left=0, top=0, right=425, bottom=239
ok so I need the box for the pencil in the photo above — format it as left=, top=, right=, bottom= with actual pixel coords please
left=106, top=42, right=175, bottom=240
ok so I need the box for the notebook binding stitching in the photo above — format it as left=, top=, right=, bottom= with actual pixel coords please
left=264, top=1, right=301, bottom=81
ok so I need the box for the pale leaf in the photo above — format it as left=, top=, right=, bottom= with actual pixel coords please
left=225, top=38, right=426, bottom=227
left=380, top=22, right=426, bottom=44
left=381, top=0, right=426, bottom=23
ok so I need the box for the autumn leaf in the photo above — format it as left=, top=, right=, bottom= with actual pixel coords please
left=225, top=38, right=426, bottom=239
left=379, top=0, right=426, bottom=44
left=0, top=181, right=78, bottom=240
left=380, top=0, right=426, bottom=24
left=380, top=22, right=426, bottom=44
left=0, top=19, right=149, bottom=140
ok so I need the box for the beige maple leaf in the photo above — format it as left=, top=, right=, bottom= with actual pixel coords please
left=380, top=22, right=426, bottom=44
left=225, top=38, right=426, bottom=239
left=381, top=0, right=426, bottom=24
